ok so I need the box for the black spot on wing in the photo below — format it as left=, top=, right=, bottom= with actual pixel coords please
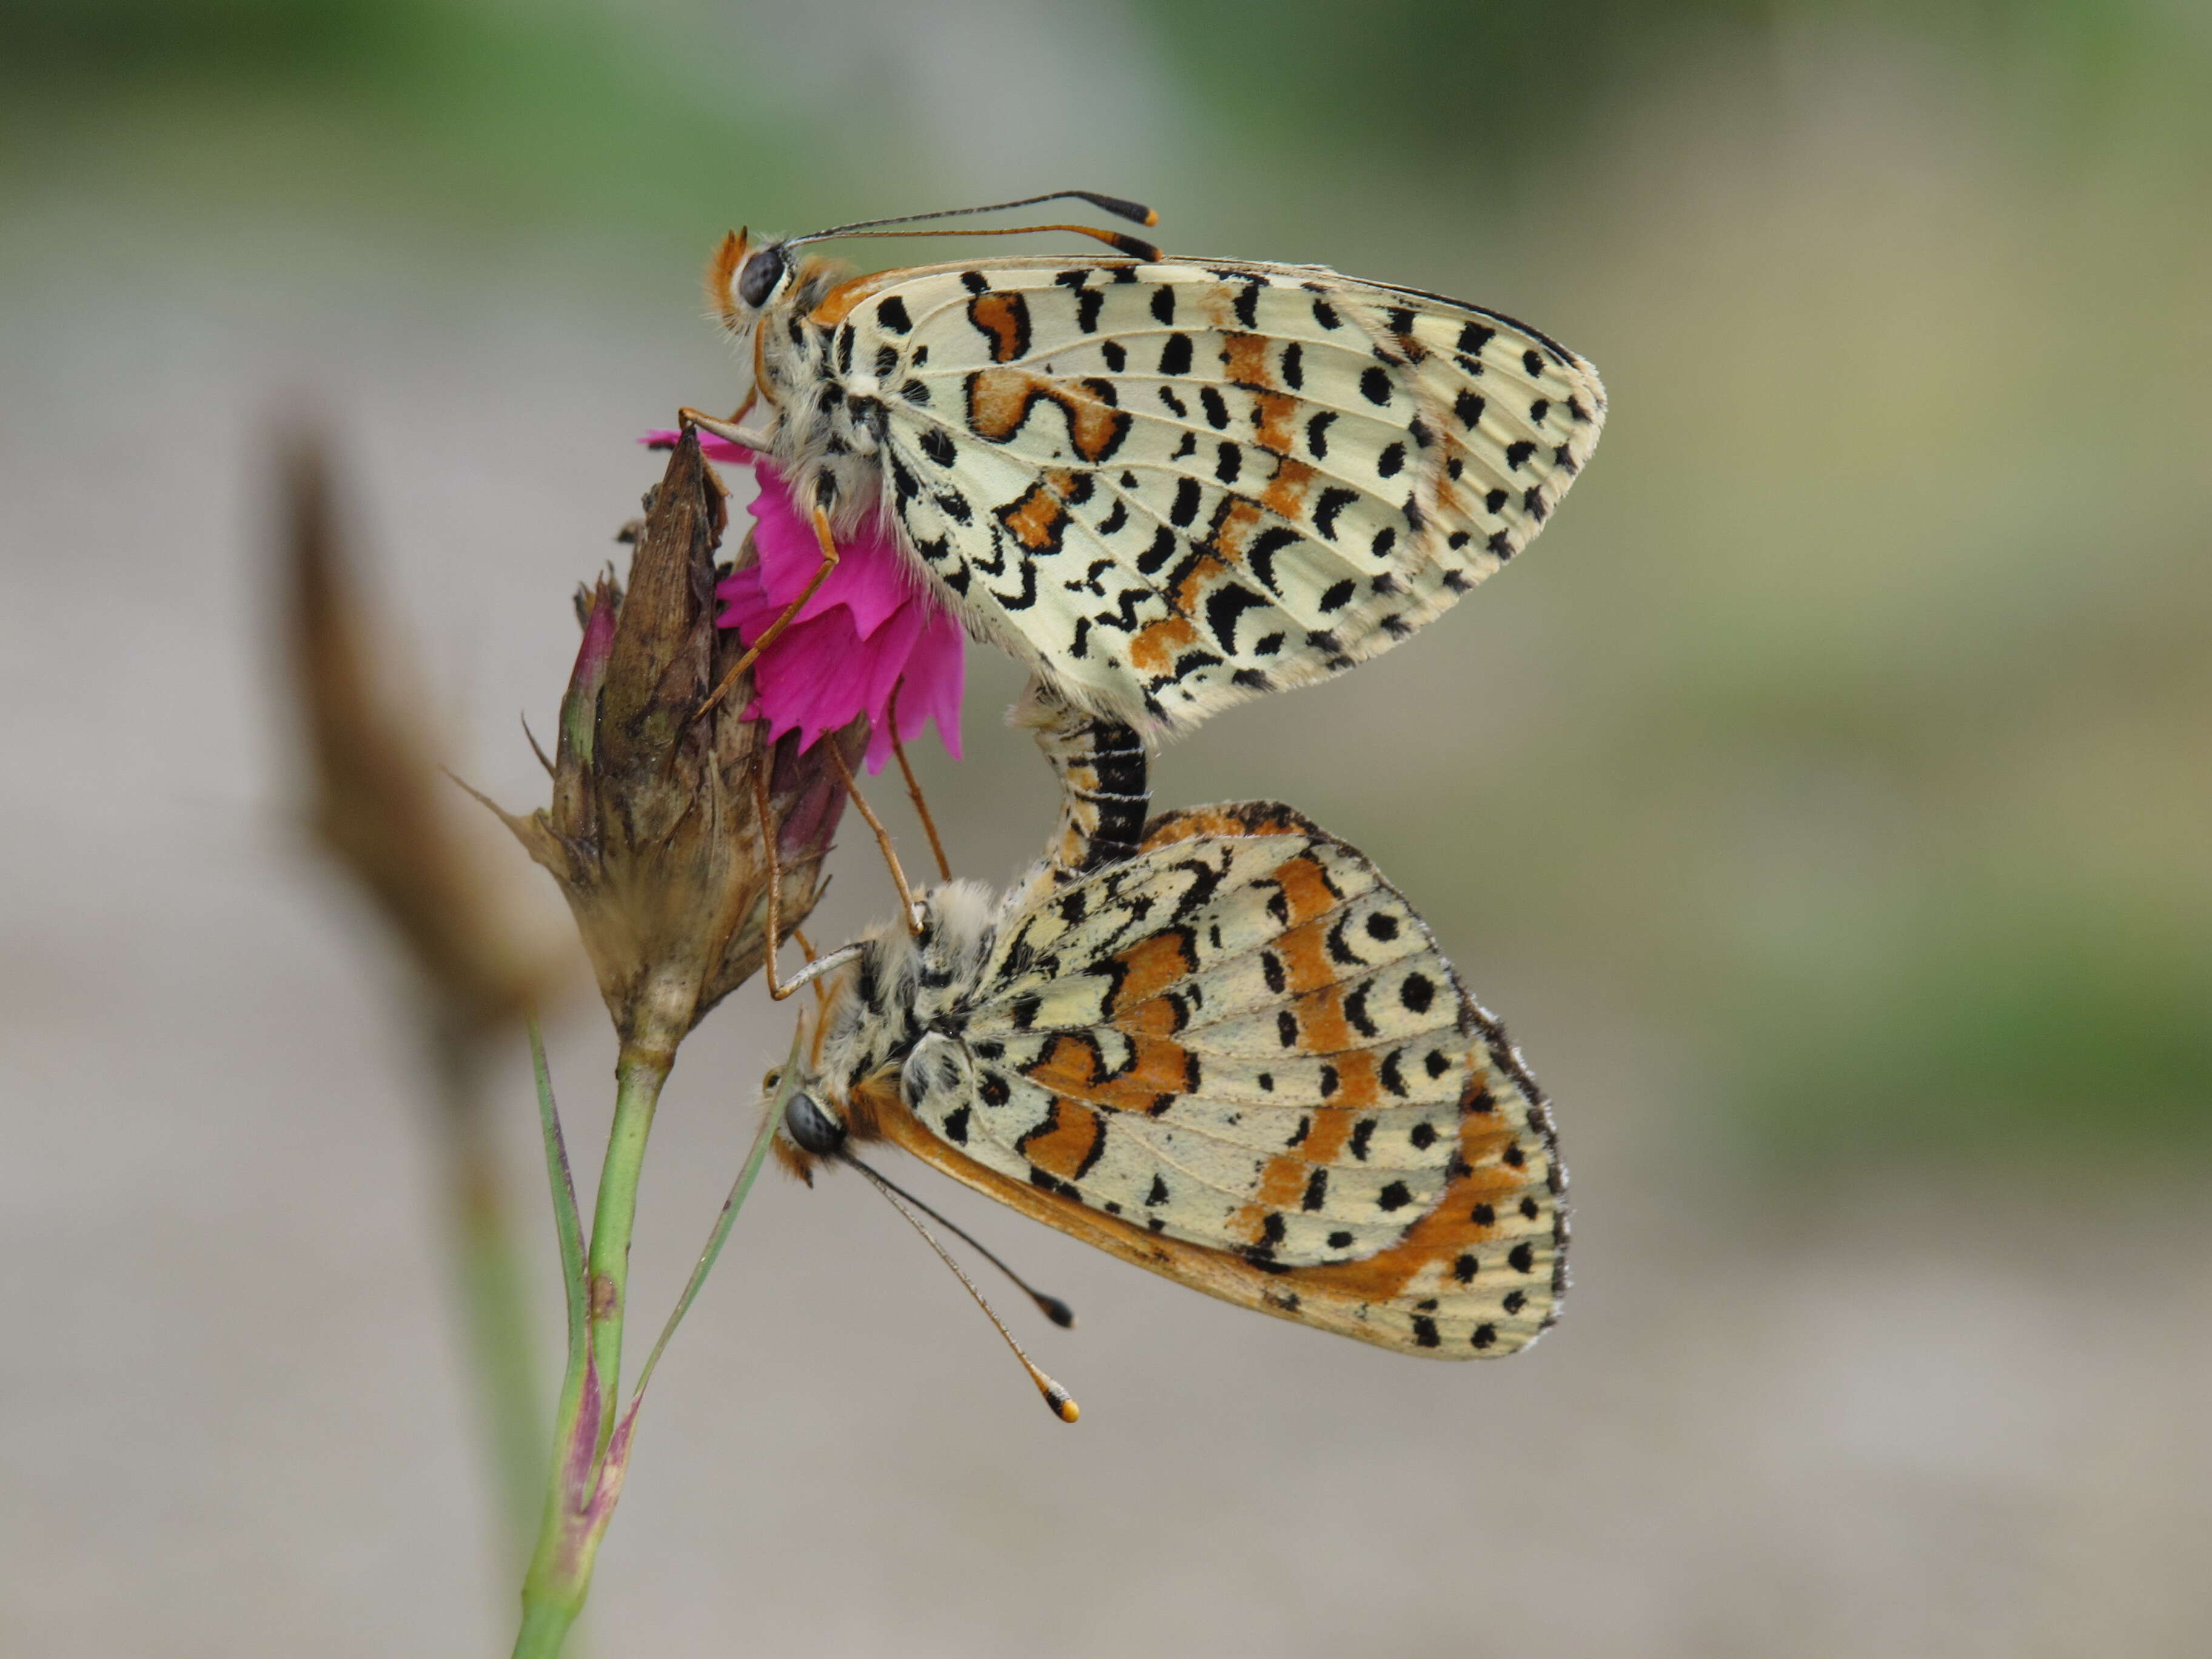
left=1248, top=526, right=1300, bottom=596
left=1205, top=583, right=1269, bottom=653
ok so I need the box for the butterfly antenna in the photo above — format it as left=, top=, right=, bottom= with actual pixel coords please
left=813, top=224, right=1160, bottom=260
left=843, top=1153, right=1075, bottom=1326
left=842, top=1153, right=1080, bottom=1423
left=840, top=1159, right=1074, bottom=1336
left=792, top=190, right=1157, bottom=243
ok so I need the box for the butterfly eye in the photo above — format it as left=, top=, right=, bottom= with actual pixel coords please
left=783, top=1088, right=846, bottom=1156
left=737, top=245, right=787, bottom=309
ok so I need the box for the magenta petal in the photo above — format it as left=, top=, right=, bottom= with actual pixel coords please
left=897, top=609, right=967, bottom=760
left=685, top=446, right=914, bottom=640
left=752, top=611, right=866, bottom=750
left=856, top=602, right=928, bottom=722
left=646, top=429, right=965, bottom=766
left=745, top=467, right=914, bottom=640
left=714, top=563, right=779, bottom=638
left=742, top=464, right=833, bottom=612
left=828, top=518, right=921, bottom=642
left=848, top=602, right=930, bottom=773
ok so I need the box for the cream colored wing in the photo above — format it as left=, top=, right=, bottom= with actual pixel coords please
left=816, top=256, right=1603, bottom=732
left=882, top=801, right=1566, bottom=1356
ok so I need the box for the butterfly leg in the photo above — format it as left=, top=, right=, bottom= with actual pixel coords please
left=674, top=397, right=768, bottom=451
left=788, top=928, right=835, bottom=1009
left=751, top=755, right=864, bottom=1000
left=697, top=501, right=842, bottom=720
left=822, top=739, right=925, bottom=936
left=886, top=686, right=953, bottom=882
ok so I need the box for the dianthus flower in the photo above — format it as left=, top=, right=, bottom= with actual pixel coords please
left=643, top=432, right=963, bottom=773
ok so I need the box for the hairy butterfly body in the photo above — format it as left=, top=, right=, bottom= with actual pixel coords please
left=705, top=206, right=1605, bottom=734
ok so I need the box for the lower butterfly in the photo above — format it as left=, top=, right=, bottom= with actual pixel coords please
left=686, top=190, right=1605, bottom=734
left=759, top=688, right=1566, bottom=1382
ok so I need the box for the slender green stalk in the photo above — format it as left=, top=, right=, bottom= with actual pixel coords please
left=509, top=1024, right=803, bottom=1658
left=512, top=1600, right=578, bottom=1659
left=582, top=1048, right=669, bottom=1424
left=628, top=1051, right=793, bottom=1401
left=515, top=1021, right=596, bottom=1659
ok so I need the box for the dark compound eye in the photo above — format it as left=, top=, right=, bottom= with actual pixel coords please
left=737, top=246, right=787, bottom=308
left=783, top=1089, right=846, bottom=1156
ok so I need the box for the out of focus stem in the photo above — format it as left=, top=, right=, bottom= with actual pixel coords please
left=431, top=1033, right=549, bottom=1562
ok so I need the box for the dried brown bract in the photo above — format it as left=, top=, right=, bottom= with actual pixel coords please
left=491, top=432, right=854, bottom=1065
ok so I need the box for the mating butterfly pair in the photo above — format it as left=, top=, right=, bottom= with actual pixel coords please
left=702, top=193, right=1599, bottom=1372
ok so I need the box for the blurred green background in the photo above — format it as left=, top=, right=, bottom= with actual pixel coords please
left=5, top=2, right=2209, bottom=1655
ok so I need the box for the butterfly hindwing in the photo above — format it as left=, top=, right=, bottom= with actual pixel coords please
left=816, top=256, right=1603, bottom=730
left=882, top=801, right=1566, bottom=1356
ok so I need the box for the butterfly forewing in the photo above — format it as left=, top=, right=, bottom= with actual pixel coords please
left=890, top=803, right=1566, bottom=1356
left=806, top=255, right=1602, bottom=731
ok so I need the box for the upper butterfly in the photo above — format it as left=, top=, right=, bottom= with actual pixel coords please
left=688, top=190, right=1606, bottom=734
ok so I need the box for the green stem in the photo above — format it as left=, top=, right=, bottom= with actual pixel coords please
left=627, top=1043, right=798, bottom=1402
left=511, top=1036, right=671, bottom=1659
left=584, top=1048, right=669, bottom=1424
left=512, top=1599, right=578, bottom=1659
left=509, top=1022, right=788, bottom=1658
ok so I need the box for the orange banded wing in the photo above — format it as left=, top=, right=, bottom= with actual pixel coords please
left=893, top=804, right=1566, bottom=1356
left=817, top=256, right=1603, bottom=731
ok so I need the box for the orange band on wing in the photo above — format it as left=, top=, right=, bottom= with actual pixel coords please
left=808, top=270, right=902, bottom=329
left=1022, top=1030, right=1192, bottom=1116
left=1017, top=1097, right=1105, bottom=1182
left=1139, top=803, right=1319, bottom=850
left=1103, top=928, right=1197, bottom=1014
left=965, top=369, right=1131, bottom=462
left=860, top=1064, right=1548, bottom=1356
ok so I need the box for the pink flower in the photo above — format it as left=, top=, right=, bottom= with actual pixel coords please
left=641, top=432, right=963, bottom=774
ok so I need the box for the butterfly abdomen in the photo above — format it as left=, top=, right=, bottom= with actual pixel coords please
left=1009, top=680, right=1151, bottom=904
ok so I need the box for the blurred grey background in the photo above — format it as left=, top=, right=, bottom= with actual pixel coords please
left=4, top=1, right=2210, bottom=1653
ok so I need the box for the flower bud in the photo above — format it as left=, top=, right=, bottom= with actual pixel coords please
left=492, top=433, right=854, bottom=1062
